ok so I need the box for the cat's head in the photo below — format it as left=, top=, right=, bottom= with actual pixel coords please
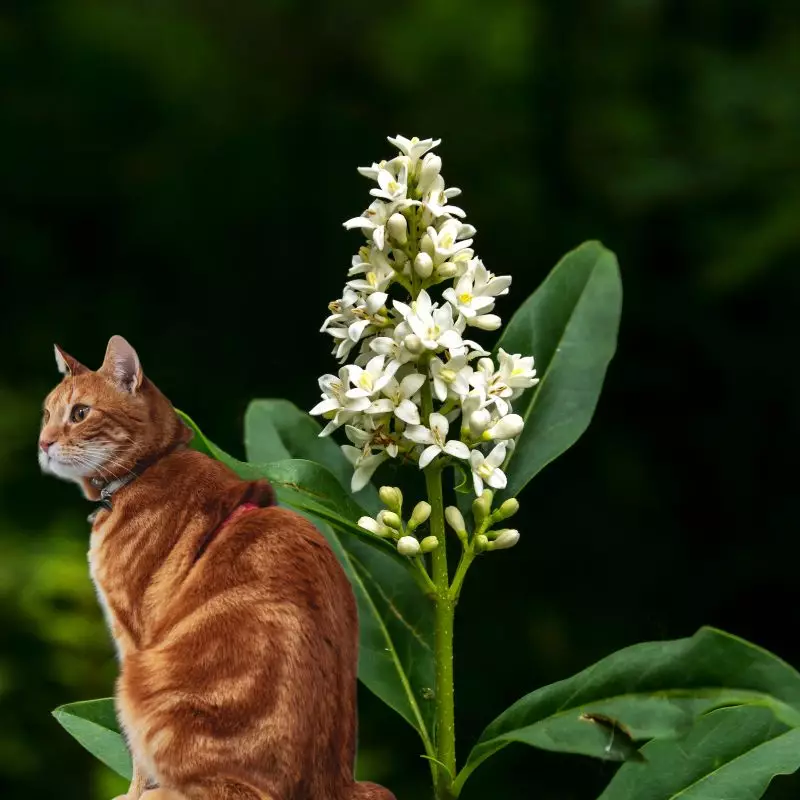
left=39, top=335, right=192, bottom=496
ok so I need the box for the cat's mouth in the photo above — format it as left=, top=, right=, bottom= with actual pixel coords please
left=39, top=446, right=109, bottom=481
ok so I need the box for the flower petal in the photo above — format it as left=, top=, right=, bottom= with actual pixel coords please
left=309, top=398, right=339, bottom=416
left=429, top=412, right=449, bottom=438
left=395, top=399, right=420, bottom=425
left=404, top=425, right=434, bottom=445
left=418, top=445, right=441, bottom=469
left=400, top=373, right=426, bottom=397
left=487, top=468, right=507, bottom=490
left=443, top=440, right=470, bottom=460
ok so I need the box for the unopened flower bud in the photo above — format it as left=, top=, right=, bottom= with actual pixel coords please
left=459, top=223, right=477, bottom=238
left=420, top=535, right=439, bottom=553
left=387, top=213, right=408, bottom=245
left=408, top=501, right=431, bottom=531
left=469, top=408, right=492, bottom=437
left=445, top=506, right=467, bottom=538
left=378, top=510, right=402, bottom=530
left=417, top=154, right=442, bottom=194
left=420, top=233, right=434, bottom=257
left=472, top=489, right=493, bottom=525
left=397, top=536, right=421, bottom=556
left=471, top=314, right=502, bottom=331
left=491, top=530, right=520, bottom=550
left=483, top=413, right=524, bottom=441
left=436, top=263, right=458, bottom=279
left=379, top=485, right=403, bottom=514
left=414, top=252, right=433, bottom=279
left=493, top=497, right=520, bottom=522
left=358, top=516, right=393, bottom=538
left=474, top=534, right=490, bottom=552
left=404, top=334, right=424, bottom=355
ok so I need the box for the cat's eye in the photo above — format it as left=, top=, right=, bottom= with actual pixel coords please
left=70, top=404, right=90, bottom=423
left=42, top=409, right=50, bottom=424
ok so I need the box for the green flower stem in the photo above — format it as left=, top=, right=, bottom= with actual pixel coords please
left=413, top=556, right=437, bottom=595
left=420, top=376, right=458, bottom=800
left=448, top=549, right=476, bottom=604
left=425, top=463, right=457, bottom=799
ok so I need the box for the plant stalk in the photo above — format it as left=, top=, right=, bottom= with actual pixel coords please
left=425, top=463, right=457, bottom=799
left=420, top=376, right=458, bottom=799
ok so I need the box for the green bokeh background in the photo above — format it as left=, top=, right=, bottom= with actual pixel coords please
left=2, top=1, right=799, bottom=798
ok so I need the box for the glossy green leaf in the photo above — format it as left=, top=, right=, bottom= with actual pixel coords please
left=496, top=240, right=622, bottom=498
left=52, top=699, right=131, bottom=780
left=245, top=399, right=381, bottom=515
left=178, top=408, right=436, bottom=753
left=178, top=410, right=388, bottom=551
left=455, top=627, right=800, bottom=793
left=599, top=705, right=800, bottom=800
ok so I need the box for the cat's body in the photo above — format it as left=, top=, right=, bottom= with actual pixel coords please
left=40, top=337, right=394, bottom=800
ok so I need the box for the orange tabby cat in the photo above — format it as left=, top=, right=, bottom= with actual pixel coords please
left=40, top=336, right=395, bottom=800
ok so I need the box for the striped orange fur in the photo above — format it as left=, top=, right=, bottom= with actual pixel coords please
left=40, top=336, right=395, bottom=800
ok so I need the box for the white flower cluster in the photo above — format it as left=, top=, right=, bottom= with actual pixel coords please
left=312, top=135, right=539, bottom=496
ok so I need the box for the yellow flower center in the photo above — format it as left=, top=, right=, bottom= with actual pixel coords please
left=359, top=373, right=373, bottom=391
left=440, top=368, right=457, bottom=383
left=458, top=292, right=472, bottom=304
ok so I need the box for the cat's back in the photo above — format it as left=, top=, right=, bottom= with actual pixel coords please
left=155, top=501, right=358, bottom=649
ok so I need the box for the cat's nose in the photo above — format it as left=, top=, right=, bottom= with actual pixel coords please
left=39, top=439, right=54, bottom=453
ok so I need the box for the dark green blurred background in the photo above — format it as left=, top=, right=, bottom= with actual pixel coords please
left=2, top=1, right=799, bottom=798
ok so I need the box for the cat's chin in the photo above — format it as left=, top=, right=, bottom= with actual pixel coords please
left=39, top=451, right=91, bottom=485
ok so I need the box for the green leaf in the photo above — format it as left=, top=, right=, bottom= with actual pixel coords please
left=598, top=705, right=800, bottom=800
left=52, top=699, right=131, bottom=780
left=244, top=399, right=381, bottom=515
left=495, top=240, right=623, bottom=498
left=455, top=627, right=800, bottom=793
left=178, top=410, right=388, bottom=550
left=177, top=408, right=436, bottom=753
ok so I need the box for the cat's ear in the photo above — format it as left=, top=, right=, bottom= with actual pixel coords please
left=100, top=335, right=143, bottom=394
left=53, top=344, right=88, bottom=377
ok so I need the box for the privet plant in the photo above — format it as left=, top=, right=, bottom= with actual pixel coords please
left=54, top=137, right=800, bottom=800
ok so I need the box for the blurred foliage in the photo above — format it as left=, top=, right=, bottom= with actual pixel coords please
left=1, top=0, right=799, bottom=798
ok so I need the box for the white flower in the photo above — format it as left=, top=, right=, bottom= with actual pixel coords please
left=344, top=199, right=394, bottom=251
left=497, top=348, right=539, bottom=393
left=397, top=535, right=421, bottom=556
left=416, top=153, right=442, bottom=194
left=325, top=135, right=538, bottom=498
left=429, top=355, right=472, bottom=401
left=471, top=259, right=512, bottom=297
left=344, top=419, right=399, bottom=459
left=366, top=371, right=426, bottom=425
left=310, top=368, right=371, bottom=436
left=469, top=357, right=514, bottom=415
left=347, top=263, right=394, bottom=296
left=404, top=412, right=470, bottom=468
left=426, top=220, right=473, bottom=262
left=357, top=160, right=386, bottom=180
left=420, top=174, right=466, bottom=218
left=344, top=354, right=397, bottom=401
left=369, top=322, right=421, bottom=372
left=469, top=443, right=508, bottom=496
left=388, top=134, right=441, bottom=162
left=342, top=446, right=388, bottom=492
left=393, top=290, right=464, bottom=353
left=484, top=413, right=524, bottom=441
left=442, top=262, right=511, bottom=320
left=370, top=165, right=409, bottom=202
